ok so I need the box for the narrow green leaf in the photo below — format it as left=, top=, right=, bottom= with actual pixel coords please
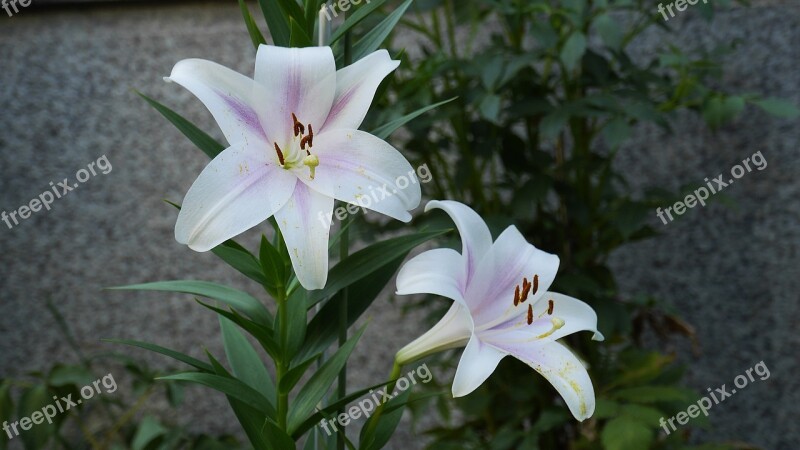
left=239, top=0, right=267, bottom=48
left=290, top=16, right=313, bottom=47
left=278, top=355, right=319, bottom=393
left=18, top=386, right=55, bottom=450
left=601, top=415, right=654, bottom=450
left=260, top=235, right=287, bottom=291
left=102, top=339, right=213, bottom=372
left=287, top=326, right=367, bottom=433
left=212, top=243, right=274, bottom=289
left=258, top=0, right=291, bottom=46
left=304, top=0, right=322, bottom=36
left=109, top=280, right=273, bottom=327
left=329, top=0, right=390, bottom=43
left=360, top=389, right=412, bottom=450
left=752, top=97, right=800, bottom=119
left=262, top=419, right=296, bottom=450
left=560, top=31, right=587, bottom=72
left=276, top=0, right=307, bottom=28
left=197, top=302, right=281, bottom=360
left=220, top=316, right=277, bottom=404
left=283, top=288, right=308, bottom=360
left=308, top=229, right=448, bottom=307
left=131, top=416, right=168, bottom=450
left=371, top=97, right=457, bottom=140
left=158, top=372, right=274, bottom=416
left=136, top=90, right=225, bottom=159
left=349, top=0, right=413, bottom=62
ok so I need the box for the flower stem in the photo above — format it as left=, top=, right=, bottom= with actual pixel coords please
left=276, top=289, right=289, bottom=431
left=363, top=359, right=403, bottom=441
left=337, top=214, right=350, bottom=450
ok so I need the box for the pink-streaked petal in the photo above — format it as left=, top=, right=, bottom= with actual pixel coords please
left=451, top=335, right=506, bottom=397
left=499, top=340, right=596, bottom=421
left=254, top=45, right=336, bottom=147
left=322, top=50, right=400, bottom=131
left=297, top=129, right=420, bottom=222
left=175, top=144, right=296, bottom=252
left=395, top=303, right=473, bottom=365
left=274, top=182, right=334, bottom=290
left=467, top=226, right=559, bottom=329
left=396, top=249, right=466, bottom=305
left=424, top=201, right=493, bottom=288
left=166, top=59, right=269, bottom=146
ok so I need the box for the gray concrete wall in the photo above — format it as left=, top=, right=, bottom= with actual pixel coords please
left=0, top=1, right=797, bottom=449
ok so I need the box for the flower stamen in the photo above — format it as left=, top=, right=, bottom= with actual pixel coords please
left=532, top=274, right=539, bottom=295
left=527, top=304, right=533, bottom=325
left=536, top=317, right=565, bottom=339
left=513, top=285, right=520, bottom=306
left=274, top=142, right=285, bottom=166
left=292, top=113, right=305, bottom=137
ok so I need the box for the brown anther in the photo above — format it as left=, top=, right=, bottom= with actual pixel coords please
left=532, top=274, right=539, bottom=295
left=299, top=124, right=314, bottom=153
left=547, top=299, right=554, bottom=315
left=520, top=281, right=531, bottom=303
left=292, top=113, right=305, bottom=136
left=513, top=285, right=520, bottom=306
left=527, top=304, right=533, bottom=325
left=274, top=142, right=285, bottom=166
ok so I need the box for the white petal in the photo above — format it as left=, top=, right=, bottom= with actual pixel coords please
left=166, top=59, right=270, bottom=146
left=395, top=302, right=473, bottom=365
left=298, top=129, right=420, bottom=222
left=254, top=45, right=336, bottom=146
left=500, top=340, right=596, bottom=421
left=274, top=182, right=334, bottom=290
left=451, top=335, right=506, bottom=397
left=425, top=201, right=493, bottom=287
left=537, top=292, right=604, bottom=341
left=175, top=144, right=297, bottom=252
left=396, top=248, right=466, bottom=305
left=322, top=50, right=400, bottom=131
left=467, top=226, right=559, bottom=329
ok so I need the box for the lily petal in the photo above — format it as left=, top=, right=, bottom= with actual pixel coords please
left=254, top=45, right=336, bottom=146
left=501, top=340, right=596, bottom=421
left=167, top=59, right=270, bottom=146
left=298, top=129, right=420, bottom=222
left=536, top=292, right=604, bottom=342
left=425, top=201, right=493, bottom=286
left=274, top=182, right=334, bottom=290
left=467, top=226, right=559, bottom=329
left=322, top=50, right=400, bottom=131
left=396, top=248, right=466, bottom=305
left=451, top=336, right=506, bottom=397
left=395, top=302, right=472, bottom=365
left=175, top=144, right=297, bottom=252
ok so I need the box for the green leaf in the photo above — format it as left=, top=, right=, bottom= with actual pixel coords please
left=136, top=91, right=225, bottom=159
left=603, top=117, right=631, bottom=148
left=197, top=302, right=281, bottom=360
left=258, top=0, right=291, bottom=46
left=213, top=242, right=273, bottom=289
left=219, top=316, right=276, bottom=405
left=131, top=416, right=168, bottom=450
left=308, top=229, right=449, bottom=307
left=109, top=280, right=273, bottom=327
left=260, top=235, right=287, bottom=292
left=18, top=386, right=55, bottom=450
left=276, top=0, right=307, bottom=29
left=278, top=355, right=319, bottom=393
left=560, top=31, right=587, bottom=72
left=262, top=419, right=296, bottom=449
left=239, top=0, right=267, bottom=48
left=290, top=16, right=313, bottom=47
left=361, top=389, right=412, bottom=450
left=287, top=326, right=367, bottom=433
left=297, top=254, right=405, bottom=363
left=158, top=372, right=275, bottom=416
left=371, top=97, right=457, bottom=140
left=594, top=14, right=623, bottom=50
left=103, top=339, right=213, bottom=372
left=620, top=404, right=665, bottom=425
left=601, top=416, right=653, bottom=450
left=479, top=94, right=502, bottom=124
left=47, top=365, right=95, bottom=388
left=349, top=0, right=413, bottom=63
left=613, top=386, right=696, bottom=403
left=282, top=288, right=308, bottom=360
left=752, top=97, right=800, bottom=119
left=539, top=107, right=570, bottom=140
left=329, top=0, right=390, bottom=43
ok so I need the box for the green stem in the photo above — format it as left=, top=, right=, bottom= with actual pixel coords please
left=336, top=214, right=351, bottom=450
left=363, top=360, right=403, bottom=442
left=276, top=290, right=289, bottom=431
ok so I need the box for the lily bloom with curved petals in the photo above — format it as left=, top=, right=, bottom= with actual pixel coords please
left=395, top=200, right=604, bottom=421
left=166, top=45, right=420, bottom=290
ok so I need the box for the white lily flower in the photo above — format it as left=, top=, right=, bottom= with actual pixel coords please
left=395, top=200, right=604, bottom=421
left=166, top=45, right=420, bottom=290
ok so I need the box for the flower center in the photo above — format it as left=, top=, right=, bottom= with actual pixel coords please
left=273, top=112, right=319, bottom=179
left=510, top=274, right=564, bottom=337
